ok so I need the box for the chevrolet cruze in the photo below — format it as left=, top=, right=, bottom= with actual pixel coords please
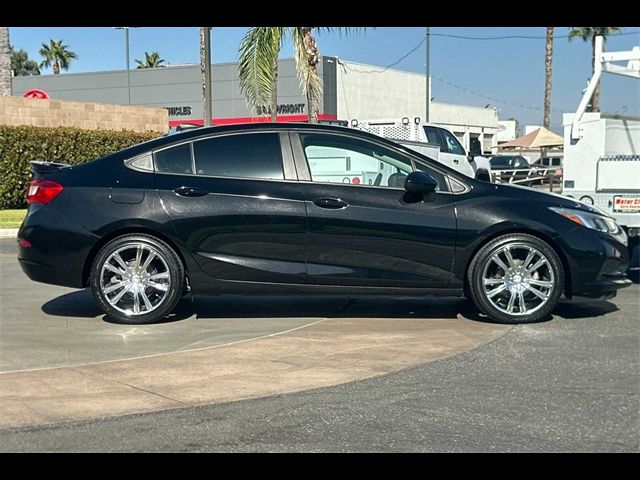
left=17, top=123, right=631, bottom=324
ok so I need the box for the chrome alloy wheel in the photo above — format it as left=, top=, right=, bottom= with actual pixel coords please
left=481, top=243, right=555, bottom=317
left=99, top=243, right=171, bottom=316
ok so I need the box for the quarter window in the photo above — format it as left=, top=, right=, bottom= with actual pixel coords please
left=193, top=133, right=283, bottom=180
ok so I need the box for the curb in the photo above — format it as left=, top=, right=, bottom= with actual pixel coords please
left=0, top=229, right=18, bottom=239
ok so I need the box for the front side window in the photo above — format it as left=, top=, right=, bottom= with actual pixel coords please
left=154, top=143, right=193, bottom=174
left=300, top=133, right=447, bottom=191
left=439, top=129, right=466, bottom=156
left=193, top=133, right=283, bottom=180
left=301, top=133, right=413, bottom=188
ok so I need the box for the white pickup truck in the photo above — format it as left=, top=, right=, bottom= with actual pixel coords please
left=350, top=118, right=492, bottom=181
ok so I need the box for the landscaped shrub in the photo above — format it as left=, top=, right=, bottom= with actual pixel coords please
left=0, top=125, right=161, bottom=209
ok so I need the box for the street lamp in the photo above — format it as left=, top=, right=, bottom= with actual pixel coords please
left=114, top=27, right=135, bottom=105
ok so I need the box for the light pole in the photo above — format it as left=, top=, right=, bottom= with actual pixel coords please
left=114, top=27, right=134, bottom=105
left=425, top=27, right=430, bottom=122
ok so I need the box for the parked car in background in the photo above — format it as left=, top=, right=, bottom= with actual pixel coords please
left=534, top=156, right=563, bottom=169
left=490, top=155, right=537, bottom=185
left=18, top=123, right=630, bottom=325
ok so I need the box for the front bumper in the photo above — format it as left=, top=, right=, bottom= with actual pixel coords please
left=559, top=226, right=631, bottom=298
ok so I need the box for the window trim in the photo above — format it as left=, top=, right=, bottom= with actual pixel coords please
left=150, top=130, right=295, bottom=182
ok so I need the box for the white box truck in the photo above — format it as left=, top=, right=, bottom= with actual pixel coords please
left=562, top=37, right=640, bottom=280
left=349, top=118, right=492, bottom=181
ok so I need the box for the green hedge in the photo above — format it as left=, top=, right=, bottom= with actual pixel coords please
left=0, top=125, right=161, bottom=209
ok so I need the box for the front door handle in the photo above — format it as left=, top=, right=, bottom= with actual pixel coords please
left=173, top=186, right=208, bottom=197
left=313, top=198, right=349, bottom=209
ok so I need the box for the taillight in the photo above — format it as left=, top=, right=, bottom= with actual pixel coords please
left=26, top=179, right=64, bottom=204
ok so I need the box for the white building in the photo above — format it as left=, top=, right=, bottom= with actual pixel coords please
left=335, top=59, right=500, bottom=153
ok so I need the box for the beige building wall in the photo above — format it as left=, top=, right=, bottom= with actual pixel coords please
left=0, top=96, right=168, bottom=133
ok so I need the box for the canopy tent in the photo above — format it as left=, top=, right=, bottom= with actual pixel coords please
left=499, top=127, right=564, bottom=149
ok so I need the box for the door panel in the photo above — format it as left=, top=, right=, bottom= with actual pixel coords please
left=302, top=184, right=456, bottom=287
left=155, top=132, right=308, bottom=284
left=294, top=131, right=457, bottom=288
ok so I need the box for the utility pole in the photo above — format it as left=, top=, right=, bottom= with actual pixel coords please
left=201, top=27, right=212, bottom=127
left=114, top=27, right=134, bottom=105
left=425, top=27, right=430, bottom=122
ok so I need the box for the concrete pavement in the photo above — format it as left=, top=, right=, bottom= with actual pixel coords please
left=2, top=285, right=637, bottom=452
left=0, top=238, right=509, bottom=429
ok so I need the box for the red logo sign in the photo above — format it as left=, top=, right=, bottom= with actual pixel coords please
left=23, top=89, right=49, bottom=100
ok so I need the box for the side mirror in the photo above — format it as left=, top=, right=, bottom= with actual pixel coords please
left=467, top=154, right=475, bottom=163
left=469, top=138, right=482, bottom=158
left=404, top=171, right=437, bottom=196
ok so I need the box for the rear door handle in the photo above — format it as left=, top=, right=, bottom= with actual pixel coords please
left=313, top=198, right=349, bottom=209
left=173, top=186, right=208, bottom=197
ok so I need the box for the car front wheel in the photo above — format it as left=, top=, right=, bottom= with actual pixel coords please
left=467, top=233, right=564, bottom=323
left=90, top=234, right=184, bottom=324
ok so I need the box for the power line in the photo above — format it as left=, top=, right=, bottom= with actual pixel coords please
left=337, top=28, right=640, bottom=114
left=430, top=74, right=570, bottom=113
left=339, top=59, right=572, bottom=114
left=430, top=30, right=640, bottom=41
left=337, top=37, right=427, bottom=74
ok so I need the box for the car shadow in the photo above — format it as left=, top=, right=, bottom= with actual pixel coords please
left=40, top=289, right=620, bottom=325
left=554, top=299, right=619, bottom=319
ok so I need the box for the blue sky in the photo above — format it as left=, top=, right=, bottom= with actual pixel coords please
left=8, top=26, right=640, bottom=131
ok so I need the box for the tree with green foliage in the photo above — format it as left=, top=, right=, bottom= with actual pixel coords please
left=135, top=51, right=165, bottom=69
left=239, top=27, right=364, bottom=123
left=11, top=47, right=40, bottom=76
left=39, top=39, right=78, bottom=75
left=568, top=27, right=622, bottom=112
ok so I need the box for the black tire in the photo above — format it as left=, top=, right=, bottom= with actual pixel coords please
left=467, top=233, right=564, bottom=324
left=90, top=234, right=184, bottom=324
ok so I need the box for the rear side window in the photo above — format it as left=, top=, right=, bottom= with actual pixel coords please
left=193, top=133, right=283, bottom=180
left=155, top=143, right=193, bottom=174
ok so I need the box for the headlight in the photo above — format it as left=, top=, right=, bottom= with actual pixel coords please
left=549, top=207, right=621, bottom=234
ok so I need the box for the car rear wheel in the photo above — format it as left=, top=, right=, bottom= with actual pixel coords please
left=90, top=234, right=184, bottom=324
left=467, top=233, right=564, bottom=323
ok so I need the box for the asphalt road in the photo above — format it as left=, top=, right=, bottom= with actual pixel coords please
left=2, top=284, right=638, bottom=452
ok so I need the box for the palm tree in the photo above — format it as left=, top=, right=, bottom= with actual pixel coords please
left=543, top=27, right=553, bottom=129
left=39, top=39, right=78, bottom=75
left=568, top=27, right=621, bottom=112
left=238, top=27, right=284, bottom=122
left=11, top=47, right=40, bottom=76
left=239, top=27, right=363, bottom=123
left=135, top=51, right=165, bottom=69
left=0, top=27, right=11, bottom=96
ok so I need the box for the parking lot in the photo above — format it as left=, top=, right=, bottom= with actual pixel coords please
left=0, top=237, right=638, bottom=451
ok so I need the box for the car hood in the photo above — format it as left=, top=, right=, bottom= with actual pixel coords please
left=489, top=183, right=610, bottom=217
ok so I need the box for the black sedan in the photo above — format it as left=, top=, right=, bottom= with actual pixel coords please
left=17, top=123, right=631, bottom=324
